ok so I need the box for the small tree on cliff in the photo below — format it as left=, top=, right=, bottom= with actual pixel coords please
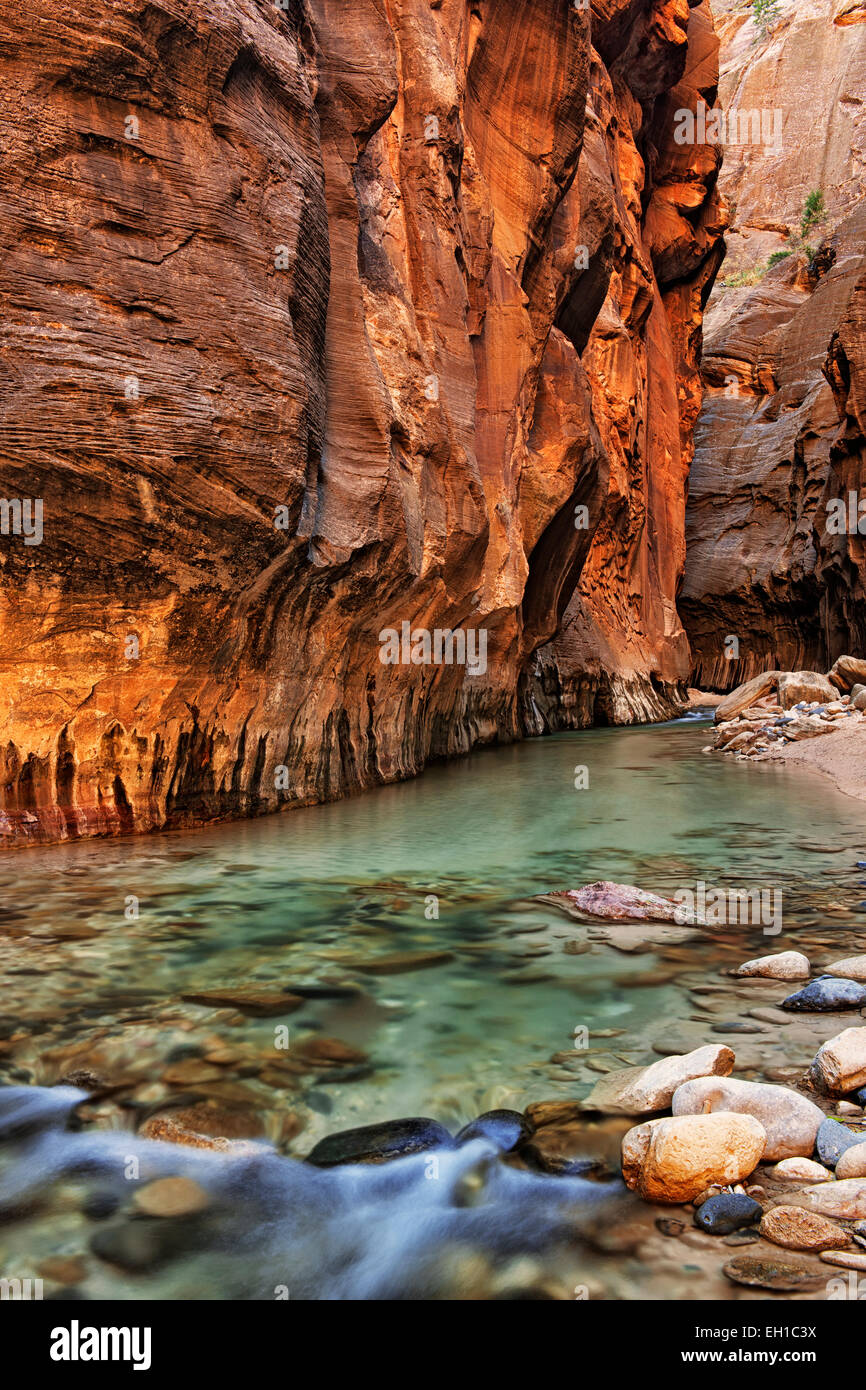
left=752, top=0, right=783, bottom=41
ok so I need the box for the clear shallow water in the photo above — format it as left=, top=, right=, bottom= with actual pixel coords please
left=1, top=716, right=865, bottom=1299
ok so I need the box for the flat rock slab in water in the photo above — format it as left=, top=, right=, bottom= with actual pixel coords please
left=722, top=1256, right=825, bottom=1292
left=537, top=881, right=697, bottom=924
left=281, top=982, right=363, bottom=999
left=181, top=988, right=305, bottom=1016
left=456, top=1109, right=534, bottom=1152
left=307, top=1116, right=455, bottom=1166
left=695, top=1193, right=762, bottom=1235
left=349, top=950, right=455, bottom=975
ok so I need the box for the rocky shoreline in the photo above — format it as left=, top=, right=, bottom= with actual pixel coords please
left=704, top=656, right=866, bottom=805
left=4, top=876, right=865, bottom=1301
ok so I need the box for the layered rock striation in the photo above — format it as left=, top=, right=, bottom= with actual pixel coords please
left=682, top=0, right=866, bottom=689
left=0, top=0, right=725, bottom=844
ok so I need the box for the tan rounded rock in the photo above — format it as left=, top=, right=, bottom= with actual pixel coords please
left=824, top=956, right=866, bottom=982
left=623, top=1112, right=766, bottom=1204
left=836, top=1142, right=866, bottom=1180
left=768, top=1157, right=833, bottom=1183
left=671, top=1076, right=823, bottom=1161
left=810, top=1027, right=866, bottom=1097
left=734, top=951, right=810, bottom=980
left=596, top=1043, right=736, bottom=1115
left=760, top=1205, right=850, bottom=1253
left=621, top=1117, right=666, bottom=1188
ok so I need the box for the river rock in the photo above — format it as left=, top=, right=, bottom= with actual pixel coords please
left=524, top=1101, right=582, bottom=1128
left=783, top=716, right=839, bottom=742
left=722, top=1255, right=825, bottom=1292
left=819, top=1250, right=866, bottom=1271
left=133, top=1176, right=210, bottom=1218
left=671, top=1077, right=824, bottom=1161
left=539, top=881, right=693, bottom=923
left=817, top=1117, right=866, bottom=1167
left=694, top=1193, right=762, bottom=1235
left=307, top=1116, right=454, bottom=1166
left=781, top=976, right=866, bottom=1012
left=777, top=672, right=837, bottom=707
left=734, top=951, right=810, bottom=980
left=828, top=655, right=866, bottom=692
left=836, top=1143, right=866, bottom=1180
left=811, top=1027, right=866, bottom=1096
left=180, top=987, right=305, bottom=1017
left=824, top=956, right=866, bottom=982
left=584, top=1044, right=735, bottom=1115
left=768, top=1157, right=834, bottom=1183
left=456, top=1110, right=533, bottom=1152
left=714, top=672, right=781, bottom=724
left=622, top=1113, right=766, bottom=1204
left=800, top=1179, right=866, bottom=1219
left=292, top=1037, right=368, bottom=1066
left=520, top=1122, right=610, bottom=1178
left=350, top=950, right=455, bottom=975
left=759, top=1205, right=850, bottom=1253
left=90, top=1218, right=192, bottom=1272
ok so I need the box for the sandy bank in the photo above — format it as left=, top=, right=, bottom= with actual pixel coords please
left=763, top=724, right=866, bottom=805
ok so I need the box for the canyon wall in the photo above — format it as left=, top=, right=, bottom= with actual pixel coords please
left=682, top=0, right=866, bottom=689
left=0, top=0, right=724, bottom=846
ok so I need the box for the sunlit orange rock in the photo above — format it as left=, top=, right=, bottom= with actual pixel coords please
left=0, top=0, right=725, bottom=844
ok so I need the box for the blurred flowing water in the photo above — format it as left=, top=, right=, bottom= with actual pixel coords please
left=0, top=715, right=864, bottom=1298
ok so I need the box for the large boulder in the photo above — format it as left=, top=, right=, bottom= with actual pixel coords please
left=584, top=1044, right=735, bottom=1116
left=714, top=671, right=780, bottom=724
left=671, top=1077, right=823, bottom=1161
left=828, top=656, right=866, bottom=692
left=622, top=1112, right=766, bottom=1204
left=777, top=672, right=837, bottom=708
left=810, top=1028, right=866, bottom=1097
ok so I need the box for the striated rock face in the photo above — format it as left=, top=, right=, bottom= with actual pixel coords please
left=525, top=0, right=726, bottom=730
left=0, top=0, right=724, bottom=845
left=682, top=0, right=866, bottom=689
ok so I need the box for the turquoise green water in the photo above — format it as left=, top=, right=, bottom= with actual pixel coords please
left=1, top=716, right=865, bottom=1299
left=2, top=715, right=865, bottom=1129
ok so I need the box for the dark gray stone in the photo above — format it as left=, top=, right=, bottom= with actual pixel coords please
left=456, top=1109, right=534, bottom=1152
left=781, top=975, right=866, bottom=1012
left=306, top=1116, right=454, bottom=1166
left=817, top=1116, right=865, bottom=1167
left=695, top=1193, right=763, bottom=1236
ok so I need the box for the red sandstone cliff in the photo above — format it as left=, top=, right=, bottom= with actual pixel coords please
left=0, top=0, right=725, bottom=845
left=682, top=0, right=866, bottom=688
